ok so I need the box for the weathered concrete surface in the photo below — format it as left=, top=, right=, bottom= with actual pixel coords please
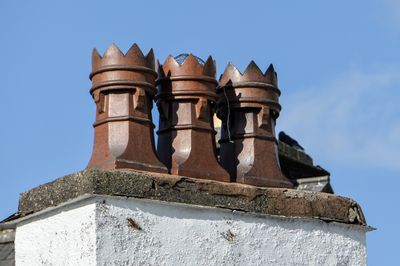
left=18, top=169, right=366, bottom=226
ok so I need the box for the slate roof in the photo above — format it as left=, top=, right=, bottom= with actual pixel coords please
left=215, top=124, right=334, bottom=193
left=278, top=141, right=334, bottom=193
left=0, top=227, right=15, bottom=266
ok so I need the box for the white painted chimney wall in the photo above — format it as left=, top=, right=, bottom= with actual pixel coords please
left=15, top=195, right=367, bottom=266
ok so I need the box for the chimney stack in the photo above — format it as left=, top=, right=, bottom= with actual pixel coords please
left=87, top=43, right=167, bottom=173
left=9, top=46, right=369, bottom=266
left=217, top=62, right=293, bottom=188
left=156, top=54, right=229, bottom=181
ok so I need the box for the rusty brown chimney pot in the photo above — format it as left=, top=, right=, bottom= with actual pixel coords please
left=217, top=61, right=293, bottom=188
left=156, top=54, right=230, bottom=182
left=87, top=43, right=167, bottom=173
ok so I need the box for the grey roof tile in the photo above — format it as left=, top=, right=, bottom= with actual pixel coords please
left=0, top=229, right=15, bottom=266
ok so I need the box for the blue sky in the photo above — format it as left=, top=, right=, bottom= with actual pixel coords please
left=0, top=0, right=399, bottom=264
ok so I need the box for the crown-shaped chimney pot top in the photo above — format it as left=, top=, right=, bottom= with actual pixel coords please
left=160, top=54, right=216, bottom=78
left=91, top=43, right=155, bottom=73
left=219, top=61, right=278, bottom=87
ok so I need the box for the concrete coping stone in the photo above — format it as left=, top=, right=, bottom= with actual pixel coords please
left=17, top=169, right=367, bottom=226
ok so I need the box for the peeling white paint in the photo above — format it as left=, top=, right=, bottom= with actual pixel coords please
left=15, top=196, right=367, bottom=265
